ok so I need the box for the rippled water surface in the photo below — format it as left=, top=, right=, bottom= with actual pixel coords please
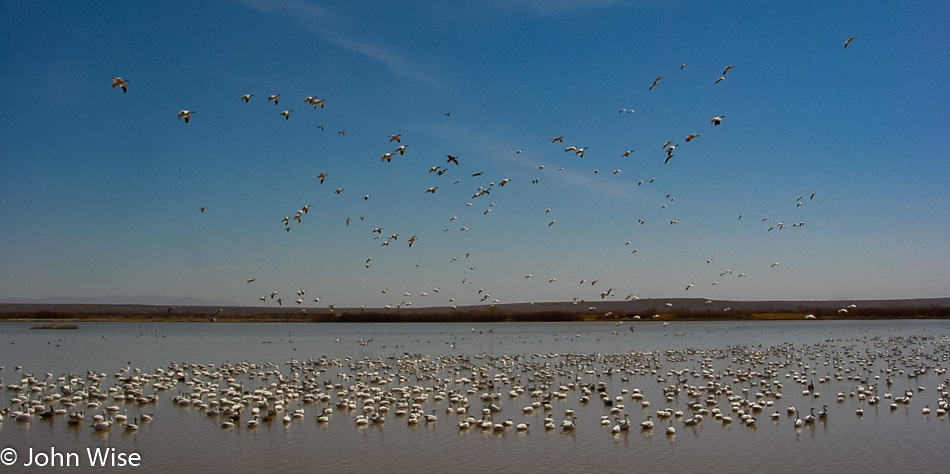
left=1, top=320, right=948, bottom=473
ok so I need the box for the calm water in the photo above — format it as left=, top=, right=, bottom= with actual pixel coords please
left=1, top=320, right=948, bottom=473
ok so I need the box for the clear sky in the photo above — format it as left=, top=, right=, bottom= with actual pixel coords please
left=1, top=0, right=949, bottom=308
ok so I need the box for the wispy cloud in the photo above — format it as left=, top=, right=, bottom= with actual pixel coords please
left=428, top=121, right=639, bottom=200
left=495, top=0, right=627, bottom=15
left=545, top=167, right=639, bottom=199
left=235, top=0, right=443, bottom=89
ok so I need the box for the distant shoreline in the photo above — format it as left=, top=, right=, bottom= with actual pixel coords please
left=2, top=298, right=948, bottom=323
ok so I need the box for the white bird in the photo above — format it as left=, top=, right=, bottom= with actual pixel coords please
left=267, top=94, right=281, bottom=105
left=711, top=116, right=725, bottom=126
left=641, top=416, right=654, bottom=429
left=111, top=77, right=129, bottom=92
left=123, top=417, right=139, bottom=431
left=177, top=110, right=195, bottom=123
left=279, top=109, right=293, bottom=120
left=240, top=94, right=252, bottom=102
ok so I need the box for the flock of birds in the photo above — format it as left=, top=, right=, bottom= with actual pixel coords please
left=102, top=37, right=871, bottom=312
left=4, top=329, right=949, bottom=441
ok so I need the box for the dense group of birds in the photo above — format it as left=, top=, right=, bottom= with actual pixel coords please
left=104, top=37, right=878, bottom=311
left=3, top=330, right=949, bottom=440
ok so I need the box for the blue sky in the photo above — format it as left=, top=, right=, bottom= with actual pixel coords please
left=1, top=0, right=949, bottom=308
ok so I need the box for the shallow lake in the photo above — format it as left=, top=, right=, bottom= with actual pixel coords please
left=1, top=319, right=948, bottom=473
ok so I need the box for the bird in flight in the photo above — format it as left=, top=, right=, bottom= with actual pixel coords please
left=844, top=36, right=856, bottom=48
left=177, top=110, right=195, bottom=123
left=722, top=65, right=734, bottom=75
left=267, top=94, right=281, bottom=105
left=649, top=76, right=663, bottom=90
left=408, top=236, right=418, bottom=247
left=711, top=116, right=725, bottom=126
left=685, top=133, right=700, bottom=142
left=317, top=172, right=328, bottom=184
left=279, top=109, right=293, bottom=120
left=389, top=134, right=402, bottom=143
left=664, top=144, right=678, bottom=163
left=551, top=136, right=563, bottom=143
left=240, top=94, right=253, bottom=103
left=111, top=77, right=129, bottom=93
left=446, top=155, right=459, bottom=165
